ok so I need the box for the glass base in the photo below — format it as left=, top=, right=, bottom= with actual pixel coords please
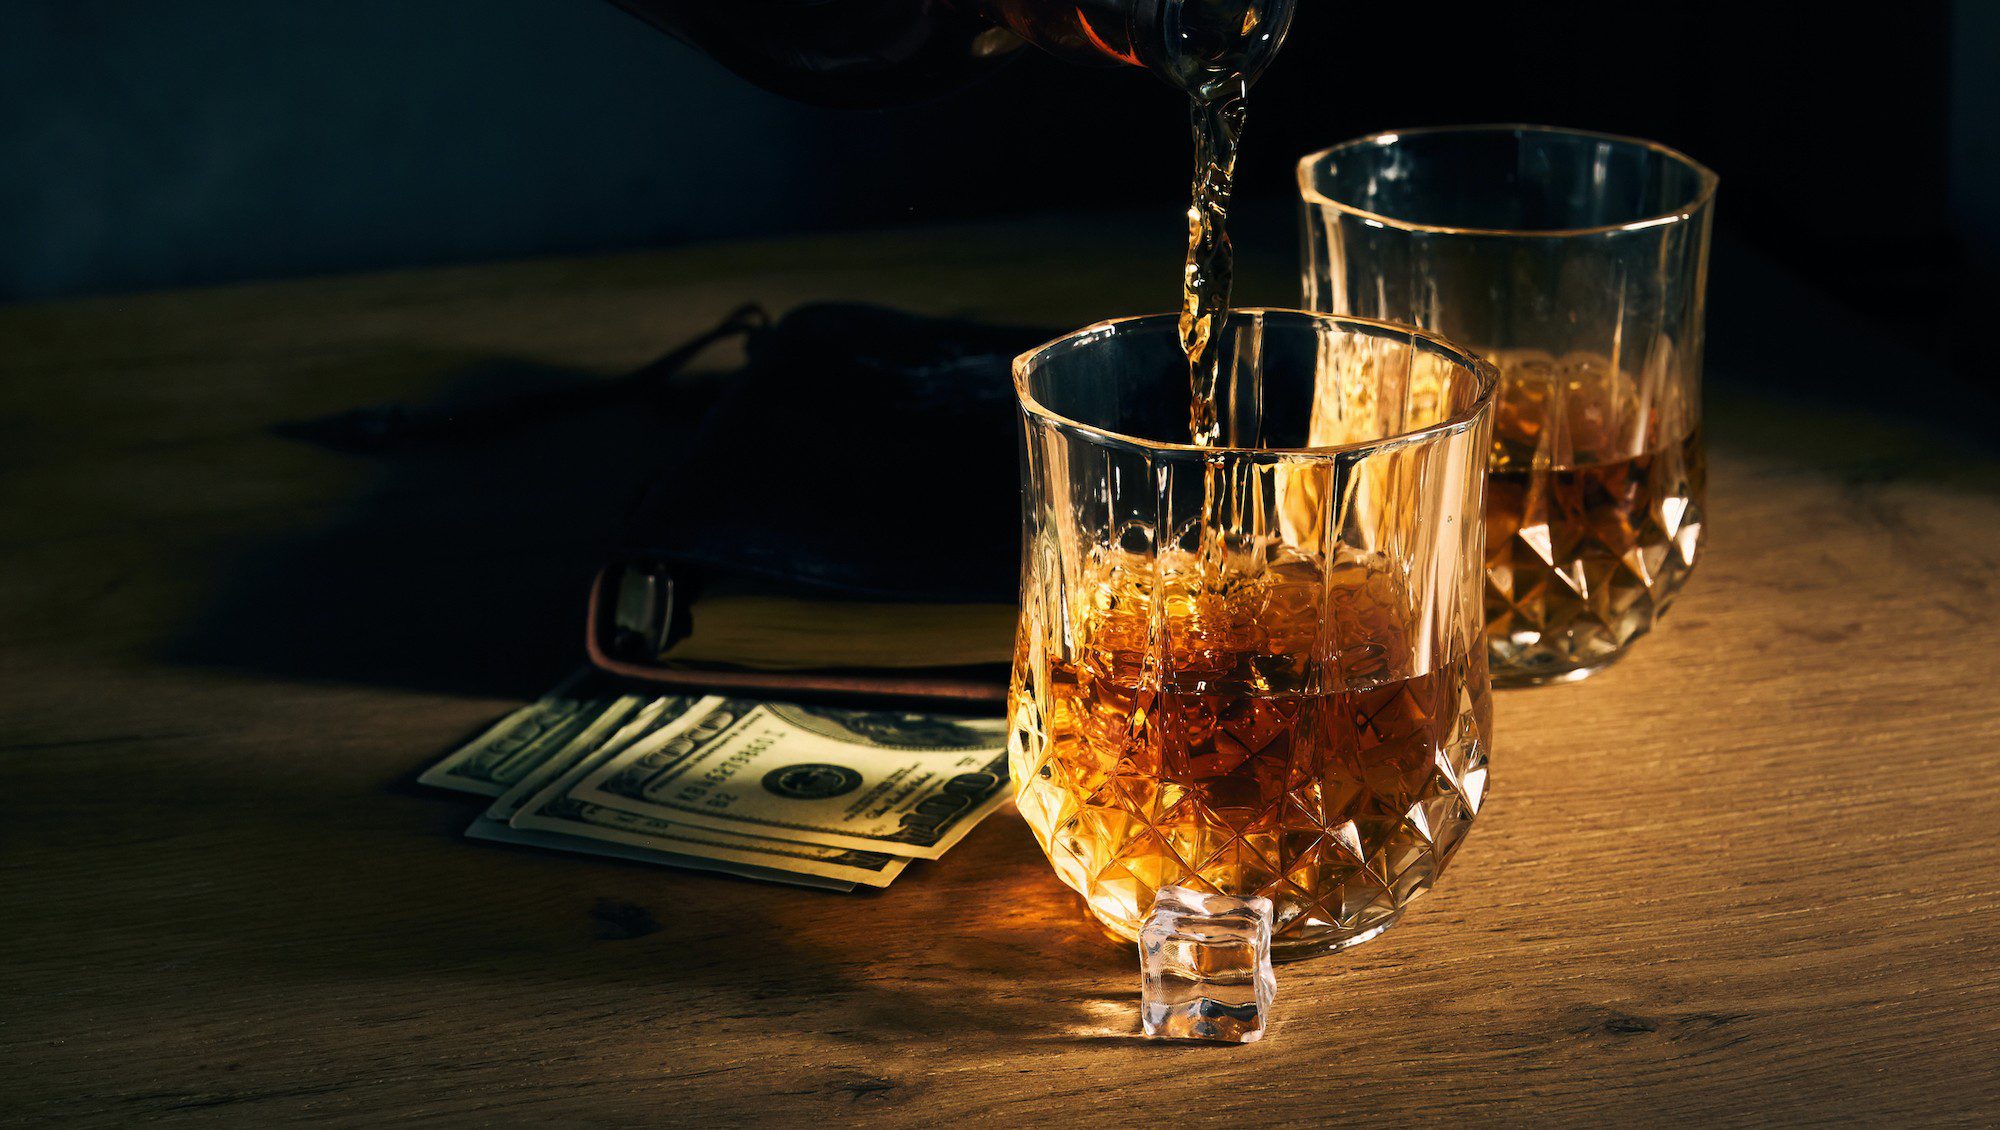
left=1092, top=904, right=1405, bottom=964
left=1491, top=648, right=1625, bottom=688
left=1269, top=910, right=1404, bottom=963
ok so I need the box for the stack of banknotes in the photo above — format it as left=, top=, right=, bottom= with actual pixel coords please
left=421, top=672, right=1013, bottom=891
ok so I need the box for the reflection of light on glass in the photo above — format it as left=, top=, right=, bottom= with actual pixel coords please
left=1618, top=214, right=1687, bottom=232
left=1362, top=218, right=1386, bottom=229
left=970, top=27, right=1023, bottom=58
left=1374, top=133, right=1400, bottom=146
left=1518, top=522, right=1554, bottom=565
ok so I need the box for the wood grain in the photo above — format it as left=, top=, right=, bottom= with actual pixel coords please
left=1, top=220, right=1996, bottom=1125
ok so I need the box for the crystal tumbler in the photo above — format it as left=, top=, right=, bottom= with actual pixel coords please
left=1300, top=126, right=1716, bottom=684
left=1009, top=310, right=1496, bottom=960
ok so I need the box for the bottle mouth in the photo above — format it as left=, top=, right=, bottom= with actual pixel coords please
left=1137, top=0, right=1297, bottom=99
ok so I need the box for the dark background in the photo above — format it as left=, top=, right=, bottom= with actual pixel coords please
left=4, top=1, right=1997, bottom=398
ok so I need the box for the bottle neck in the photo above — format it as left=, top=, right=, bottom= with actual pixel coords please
left=965, top=0, right=1295, bottom=97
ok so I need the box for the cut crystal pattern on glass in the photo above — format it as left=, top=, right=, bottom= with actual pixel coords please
left=1299, top=126, right=1716, bottom=685
left=1482, top=355, right=1708, bottom=683
left=1140, top=886, right=1276, bottom=1043
left=1009, top=555, right=1490, bottom=959
left=1010, top=311, right=1495, bottom=961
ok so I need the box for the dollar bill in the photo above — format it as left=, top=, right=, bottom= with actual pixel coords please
left=480, top=693, right=698, bottom=823
left=506, top=695, right=911, bottom=889
left=565, top=698, right=1011, bottom=860
left=464, top=817, right=857, bottom=893
left=419, top=670, right=642, bottom=796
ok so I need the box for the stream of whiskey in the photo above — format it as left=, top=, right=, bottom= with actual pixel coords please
left=1181, top=84, right=1247, bottom=447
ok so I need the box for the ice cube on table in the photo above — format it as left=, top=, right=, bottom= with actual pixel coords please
left=1139, top=886, right=1277, bottom=1044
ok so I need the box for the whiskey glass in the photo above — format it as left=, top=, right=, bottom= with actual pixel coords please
left=1009, top=309, right=1496, bottom=960
left=1300, top=126, right=1717, bottom=685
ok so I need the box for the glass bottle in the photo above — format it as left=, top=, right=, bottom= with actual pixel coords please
left=602, top=0, right=1295, bottom=106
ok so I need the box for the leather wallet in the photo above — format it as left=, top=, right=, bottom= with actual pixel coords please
left=587, top=303, right=1055, bottom=704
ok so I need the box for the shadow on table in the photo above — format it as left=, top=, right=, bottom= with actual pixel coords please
left=613, top=819, right=1285, bottom=1051
left=162, top=356, right=721, bottom=699
left=150, top=768, right=1174, bottom=1047
left=563, top=816, right=1161, bottom=1047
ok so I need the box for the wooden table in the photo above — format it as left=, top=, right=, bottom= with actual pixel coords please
left=4, top=220, right=1997, bottom=1125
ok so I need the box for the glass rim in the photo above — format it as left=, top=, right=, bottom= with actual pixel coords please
left=1013, top=308, right=1498, bottom=461
left=1296, top=123, right=1720, bottom=239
